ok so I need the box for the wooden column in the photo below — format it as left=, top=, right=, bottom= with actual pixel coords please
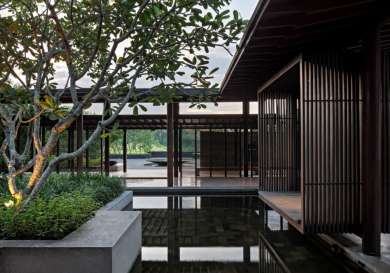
left=224, top=127, right=227, bottom=177
left=209, top=125, right=212, bottom=177
left=173, top=103, right=179, bottom=178
left=68, top=128, right=74, bottom=173
left=100, top=138, right=103, bottom=175
left=362, top=22, right=383, bottom=256
left=104, top=102, right=110, bottom=176
left=179, top=126, right=183, bottom=176
left=243, top=100, right=249, bottom=177
left=85, top=129, right=90, bottom=171
left=250, top=128, right=253, bottom=177
left=76, top=113, right=83, bottom=174
left=123, top=129, right=127, bottom=173
left=167, top=103, right=174, bottom=186
left=194, top=129, right=198, bottom=177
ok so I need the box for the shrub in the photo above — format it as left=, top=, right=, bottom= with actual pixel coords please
left=0, top=174, right=124, bottom=239
left=38, top=173, right=124, bottom=204
left=0, top=192, right=99, bottom=239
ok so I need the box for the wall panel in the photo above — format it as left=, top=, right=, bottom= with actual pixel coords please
left=301, top=52, right=362, bottom=233
left=258, top=79, right=300, bottom=192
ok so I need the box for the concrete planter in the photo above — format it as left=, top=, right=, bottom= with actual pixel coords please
left=0, top=191, right=141, bottom=273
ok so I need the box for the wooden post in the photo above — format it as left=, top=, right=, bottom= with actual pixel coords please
left=362, top=22, right=383, bottom=256
left=243, top=100, right=249, bottom=177
left=174, top=103, right=179, bottom=178
left=239, top=128, right=242, bottom=177
left=179, top=126, right=183, bottom=176
left=104, top=102, right=110, bottom=176
left=76, top=113, right=83, bottom=174
left=167, top=103, right=174, bottom=186
left=194, top=129, right=198, bottom=177
left=224, top=127, right=227, bottom=177
left=123, top=129, right=127, bottom=173
left=68, top=128, right=74, bottom=174
left=250, top=128, right=253, bottom=177
left=100, top=138, right=103, bottom=175
left=85, top=129, right=89, bottom=171
left=209, top=125, right=212, bottom=177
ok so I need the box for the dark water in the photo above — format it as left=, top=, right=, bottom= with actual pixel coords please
left=130, top=196, right=365, bottom=273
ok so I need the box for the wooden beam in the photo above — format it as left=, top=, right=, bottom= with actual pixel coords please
left=257, top=56, right=301, bottom=94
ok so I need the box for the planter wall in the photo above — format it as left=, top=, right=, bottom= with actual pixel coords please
left=0, top=191, right=141, bottom=273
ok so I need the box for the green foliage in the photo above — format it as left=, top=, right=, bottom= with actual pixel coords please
left=110, top=129, right=167, bottom=154
left=38, top=173, right=124, bottom=204
left=0, top=174, right=124, bottom=239
left=0, top=192, right=99, bottom=239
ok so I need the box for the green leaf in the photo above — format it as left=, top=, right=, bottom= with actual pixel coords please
left=133, top=105, right=139, bottom=116
left=209, top=67, right=219, bottom=75
left=233, top=10, right=239, bottom=21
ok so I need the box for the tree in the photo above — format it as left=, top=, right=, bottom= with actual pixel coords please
left=0, top=0, right=245, bottom=206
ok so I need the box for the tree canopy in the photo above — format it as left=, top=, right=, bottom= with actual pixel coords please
left=0, top=0, right=246, bottom=206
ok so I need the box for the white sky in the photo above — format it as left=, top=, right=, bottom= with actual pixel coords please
left=83, top=0, right=259, bottom=114
left=52, top=0, right=259, bottom=89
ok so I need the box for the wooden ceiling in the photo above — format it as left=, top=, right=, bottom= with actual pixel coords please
left=220, top=0, right=390, bottom=100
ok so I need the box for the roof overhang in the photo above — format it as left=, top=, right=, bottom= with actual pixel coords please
left=220, top=0, right=390, bottom=101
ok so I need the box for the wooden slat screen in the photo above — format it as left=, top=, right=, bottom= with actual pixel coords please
left=258, top=84, right=300, bottom=192
left=301, top=52, right=362, bottom=233
left=383, top=50, right=390, bottom=233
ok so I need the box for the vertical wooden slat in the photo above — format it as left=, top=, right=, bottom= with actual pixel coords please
left=362, top=23, right=382, bottom=255
left=383, top=50, right=390, bottom=233
left=302, top=51, right=362, bottom=233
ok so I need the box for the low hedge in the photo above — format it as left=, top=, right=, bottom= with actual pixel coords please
left=0, top=174, right=124, bottom=240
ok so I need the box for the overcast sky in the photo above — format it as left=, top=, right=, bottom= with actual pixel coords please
left=52, top=0, right=259, bottom=89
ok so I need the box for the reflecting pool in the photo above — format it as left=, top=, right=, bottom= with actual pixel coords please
left=130, top=196, right=365, bottom=273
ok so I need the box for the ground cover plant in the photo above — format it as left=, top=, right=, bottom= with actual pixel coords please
left=0, top=174, right=124, bottom=239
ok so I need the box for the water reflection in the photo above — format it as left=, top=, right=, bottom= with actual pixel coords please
left=130, top=196, right=361, bottom=273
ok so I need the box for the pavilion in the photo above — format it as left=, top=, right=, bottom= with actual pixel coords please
left=220, top=0, right=390, bottom=258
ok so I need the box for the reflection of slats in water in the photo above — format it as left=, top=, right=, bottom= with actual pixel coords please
left=140, top=208, right=261, bottom=247
left=139, top=262, right=259, bottom=273
left=259, top=233, right=291, bottom=273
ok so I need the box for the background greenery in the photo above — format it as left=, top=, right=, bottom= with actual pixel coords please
left=110, top=129, right=195, bottom=155
left=0, top=174, right=124, bottom=240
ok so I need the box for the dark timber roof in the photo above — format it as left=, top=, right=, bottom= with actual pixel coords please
left=220, top=0, right=390, bottom=100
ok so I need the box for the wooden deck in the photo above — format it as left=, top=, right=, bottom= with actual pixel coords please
left=258, top=191, right=303, bottom=232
